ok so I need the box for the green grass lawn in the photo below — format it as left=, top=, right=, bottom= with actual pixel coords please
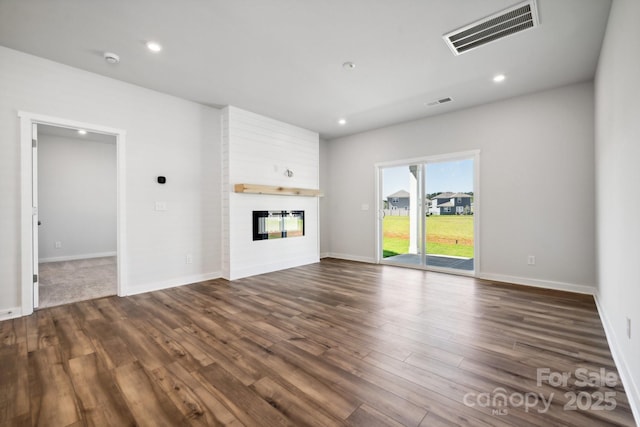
left=383, top=215, right=474, bottom=258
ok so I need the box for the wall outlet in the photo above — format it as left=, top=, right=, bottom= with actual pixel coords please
left=55, top=241, right=62, bottom=249
left=527, top=255, right=535, bottom=265
left=627, top=317, right=631, bottom=339
left=155, top=201, right=167, bottom=211
left=185, top=254, right=193, bottom=264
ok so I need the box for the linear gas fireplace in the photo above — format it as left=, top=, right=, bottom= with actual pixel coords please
left=253, top=210, right=305, bottom=240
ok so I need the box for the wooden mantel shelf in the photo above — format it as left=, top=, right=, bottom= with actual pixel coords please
left=234, top=183, right=323, bottom=197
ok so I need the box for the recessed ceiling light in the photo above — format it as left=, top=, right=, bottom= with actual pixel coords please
left=342, top=62, right=356, bottom=70
left=146, top=41, right=163, bottom=52
left=338, top=118, right=347, bottom=125
left=77, top=129, right=87, bottom=135
left=493, top=74, right=506, bottom=83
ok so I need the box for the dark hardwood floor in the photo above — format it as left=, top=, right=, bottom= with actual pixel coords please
left=0, top=258, right=636, bottom=426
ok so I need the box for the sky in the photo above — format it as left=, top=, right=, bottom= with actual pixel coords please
left=382, top=159, right=473, bottom=199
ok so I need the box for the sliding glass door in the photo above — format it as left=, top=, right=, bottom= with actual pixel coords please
left=378, top=152, right=477, bottom=274
left=380, top=164, right=423, bottom=265
left=424, top=159, right=475, bottom=271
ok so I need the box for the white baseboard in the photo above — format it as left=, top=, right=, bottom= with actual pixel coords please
left=594, top=294, right=640, bottom=424
left=40, top=251, right=117, bottom=263
left=325, top=252, right=377, bottom=264
left=320, top=252, right=330, bottom=259
left=124, top=271, right=222, bottom=296
left=0, top=307, right=22, bottom=321
left=323, top=254, right=597, bottom=296
left=478, top=272, right=596, bottom=295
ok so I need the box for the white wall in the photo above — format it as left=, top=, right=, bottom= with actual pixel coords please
left=595, top=0, right=640, bottom=418
left=0, top=46, right=221, bottom=317
left=319, top=139, right=330, bottom=257
left=38, top=133, right=117, bottom=261
left=325, top=82, right=596, bottom=293
left=222, top=106, right=319, bottom=280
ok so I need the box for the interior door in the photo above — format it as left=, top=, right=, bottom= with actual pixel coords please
left=31, top=123, right=39, bottom=308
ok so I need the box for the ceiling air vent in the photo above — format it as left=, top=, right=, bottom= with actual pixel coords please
left=443, top=0, right=539, bottom=56
left=426, top=97, right=453, bottom=107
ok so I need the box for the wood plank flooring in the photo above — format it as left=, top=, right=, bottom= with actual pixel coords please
left=0, top=258, right=636, bottom=426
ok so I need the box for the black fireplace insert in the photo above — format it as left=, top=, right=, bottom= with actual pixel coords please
left=253, top=210, right=305, bottom=240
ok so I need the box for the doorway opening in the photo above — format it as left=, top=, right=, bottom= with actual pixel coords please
left=376, top=151, right=479, bottom=275
left=20, top=112, right=127, bottom=315
left=37, top=125, right=117, bottom=308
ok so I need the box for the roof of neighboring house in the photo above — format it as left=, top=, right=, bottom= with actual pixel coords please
left=437, top=201, right=454, bottom=207
left=387, top=190, right=410, bottom=199
left=433, top=192, right=455, bottom=199
left=434, top=192, right=472, bottom=199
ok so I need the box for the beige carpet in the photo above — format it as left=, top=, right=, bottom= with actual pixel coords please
left=38, top=256, right=117, bottom=308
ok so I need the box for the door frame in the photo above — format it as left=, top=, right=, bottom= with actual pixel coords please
left=19, top=112, right=127, bottom=315
left=375, top=149, right=480, bottom=276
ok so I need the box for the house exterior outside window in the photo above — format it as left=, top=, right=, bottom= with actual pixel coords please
left=386, top=190, right=411, bottom=210
left=432, top=192, right=473, bottom=215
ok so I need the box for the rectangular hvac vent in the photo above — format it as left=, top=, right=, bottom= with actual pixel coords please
left=427, top=97, right=453, bottom=107
left=443, top=0, right=539, bottom=56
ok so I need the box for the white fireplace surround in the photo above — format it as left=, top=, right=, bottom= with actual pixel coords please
left=222, top=106, right=320, bottom=280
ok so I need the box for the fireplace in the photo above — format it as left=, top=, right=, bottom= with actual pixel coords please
left=253, top=210, right=305, bottom=240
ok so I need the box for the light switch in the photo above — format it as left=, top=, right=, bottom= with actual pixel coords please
left=155, top=201, right=167, bottom=211
left=361, top=204, right=369, bottom=211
